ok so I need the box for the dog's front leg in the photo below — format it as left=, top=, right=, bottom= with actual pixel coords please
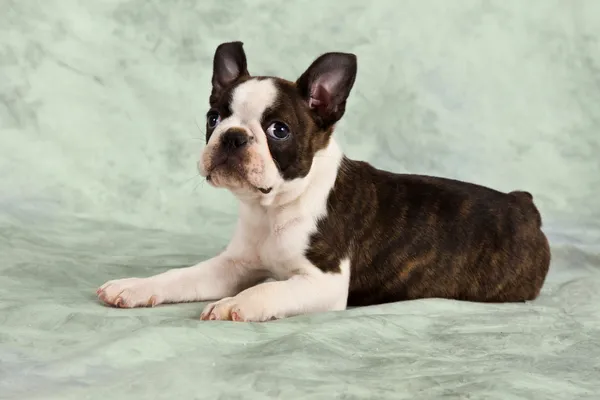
left=97, top=254, right=265, bottom=308
left=200, top=263, right=350, bottom=322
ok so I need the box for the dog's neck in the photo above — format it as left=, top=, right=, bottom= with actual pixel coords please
left=235, top=138, right=343, bottom=219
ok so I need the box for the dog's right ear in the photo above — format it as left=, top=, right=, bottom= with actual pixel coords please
left=211, top=41, right=249, bottom=101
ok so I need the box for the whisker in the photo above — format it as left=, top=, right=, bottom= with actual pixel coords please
left=193, top=178, right=207, bottom=193
left=194, top=118, right=205, bottom=135
left=189, top=118, right=207, bottom=143
left=271, top=157, right=282, bottom=171
left=181, top=174, right=201, bottom=186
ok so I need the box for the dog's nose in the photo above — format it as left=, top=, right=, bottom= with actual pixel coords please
left=221, top=129, right=249, bottom=151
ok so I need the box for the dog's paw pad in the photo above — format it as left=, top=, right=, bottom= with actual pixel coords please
left=147, top=295, right=158, bottom=307
left=97, top=278, right=161, bottom=308
left=200, top=297, right=276, bottom=322
left=200, top=297, right=235, bottom=321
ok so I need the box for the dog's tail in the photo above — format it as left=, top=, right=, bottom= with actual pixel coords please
left=509, top=190, right=542, bottom=228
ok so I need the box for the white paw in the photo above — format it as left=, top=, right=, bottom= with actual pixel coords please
left=199, top=296, right=277, bottom=322
left=97, top=277, right=161, bottom=308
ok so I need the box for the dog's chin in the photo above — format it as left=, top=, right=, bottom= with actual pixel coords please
left=207, top=167, right=272, bottom=195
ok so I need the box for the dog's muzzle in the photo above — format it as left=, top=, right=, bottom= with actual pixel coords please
left=207, top=128, right=250, bottom=174
left=205, top=128, right=272, bottom=194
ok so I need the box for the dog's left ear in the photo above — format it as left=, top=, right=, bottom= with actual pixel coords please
left=296, top=52, right=357, bottom=126
left=211, top=41, right=249, bottom=101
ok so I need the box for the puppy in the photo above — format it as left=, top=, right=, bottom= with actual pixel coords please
left=97, top=42, right=551, bottom=322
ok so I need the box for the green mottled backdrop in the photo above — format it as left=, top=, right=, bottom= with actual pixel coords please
left=1, top=1, right=599, bottom=399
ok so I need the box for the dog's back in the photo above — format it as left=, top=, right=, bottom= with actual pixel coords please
left=306, top=158, right=551, bottom=306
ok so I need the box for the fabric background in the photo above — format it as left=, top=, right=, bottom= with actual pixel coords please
left=1, top=1, right=599, bottom=398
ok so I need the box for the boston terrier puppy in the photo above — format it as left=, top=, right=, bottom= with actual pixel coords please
left=97, top=42, right=551, bottom=322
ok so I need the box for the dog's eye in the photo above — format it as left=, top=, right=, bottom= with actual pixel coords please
left=266, top=122, right=290, bottom=140
left=207, top=111, right=221, bottom=129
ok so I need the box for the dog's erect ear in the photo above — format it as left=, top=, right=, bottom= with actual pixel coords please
left=211, top=41, right=249, bottom=100
left=296, top=52, right=357, bottom=127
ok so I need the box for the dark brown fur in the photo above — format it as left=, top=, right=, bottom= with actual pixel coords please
left=306, top=158, right=551, bottom=305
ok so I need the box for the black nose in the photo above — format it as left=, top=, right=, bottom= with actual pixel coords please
left=221, top=129, right=249, bottom=151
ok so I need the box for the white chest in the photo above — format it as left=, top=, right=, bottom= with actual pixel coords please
left=233, top=140, right=342, bottom=279
left=257, top=215, right=316, bottom=277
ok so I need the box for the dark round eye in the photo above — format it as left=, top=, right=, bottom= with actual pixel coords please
left=266, top=121, right=290, bottom=140
left=207, top=111, right=221, bottom=129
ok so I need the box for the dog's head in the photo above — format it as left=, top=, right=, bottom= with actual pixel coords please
left=198, top=42, right=357, bottom=200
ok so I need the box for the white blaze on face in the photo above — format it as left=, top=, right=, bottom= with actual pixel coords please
left=199, top=79, right=282, bottom=193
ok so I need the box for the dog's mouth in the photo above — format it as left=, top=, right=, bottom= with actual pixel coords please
left=206, top=168, right=272, bottom=195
